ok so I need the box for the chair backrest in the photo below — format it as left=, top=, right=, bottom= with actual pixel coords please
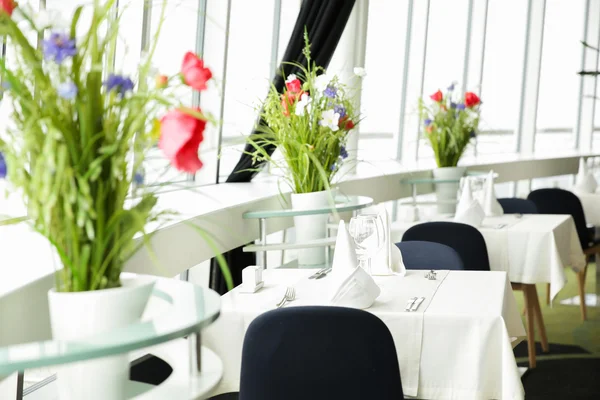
left=395, top=241, right=465, bottom=270
left=402, top=222, right=491, bottom=271
left=497, top=198, right=538, bottom=214
left=239, top=306, right=403, bottom=400
left=527, top=188, right=590, bottom=249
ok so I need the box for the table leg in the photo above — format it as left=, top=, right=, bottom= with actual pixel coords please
left=577, top=266, right=588, bottom=321
left=259, top=218, right=267, bottom=269
left=523, top=285, right=537, bottom=368
left=531, top=286, right=549, bottom=353
left=16, top=372, right=23, bottom=400
left=189, top=332, right=202, bottom=375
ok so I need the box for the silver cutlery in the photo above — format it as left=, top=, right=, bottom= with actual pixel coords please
left=410, top=297, right=425, bottom=312
left=309, top=267, right=331, bottom=279
left=315, top=267, right=332, bottom=279
left=495, top=223, right=507, bottom=229
left=276, top=287, right=296, bottom=308
left=405, top=297, right=417, bottom=311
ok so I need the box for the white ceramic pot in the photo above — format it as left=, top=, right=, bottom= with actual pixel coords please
left=48, top=275, right=155, bottom=400
left=432, top=166, right=466, bottom=215
left=290, top=190, right=335, bottom=266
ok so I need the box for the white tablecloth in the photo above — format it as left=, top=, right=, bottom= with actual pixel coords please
left=392, top=214, right=586, bottom=300
left=573, top=190, right=600, bottom=226
left=204, top=269, right=526, bottom=400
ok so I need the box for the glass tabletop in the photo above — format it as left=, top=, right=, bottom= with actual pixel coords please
left=401, top=171, right=499, bottom=185
left=243, top=195, right=374, bottom=219
left=0, top=275, right=220, bottom=374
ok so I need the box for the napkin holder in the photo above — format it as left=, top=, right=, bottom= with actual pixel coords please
left=239, top=266, right=264, bottom=293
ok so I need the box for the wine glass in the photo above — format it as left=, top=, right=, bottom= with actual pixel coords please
left=348, top=214, right=385, bottom=274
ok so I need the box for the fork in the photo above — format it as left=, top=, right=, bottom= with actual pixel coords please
left=276, top=287, right=296, bottom=308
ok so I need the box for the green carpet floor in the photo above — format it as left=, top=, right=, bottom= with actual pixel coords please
left=511, top=264, right=600, bottom=399
left=513, top=263, right=600, bottom=359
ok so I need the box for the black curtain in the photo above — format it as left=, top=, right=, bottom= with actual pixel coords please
left=209, top=0, right=356, bottom=294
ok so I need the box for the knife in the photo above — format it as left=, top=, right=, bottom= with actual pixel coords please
left=309, top=267, right=329, bottom=279
left=410, top=297, right=425, bottom=312
left=315, top=267, right=332, bottom=279
left=405, top=297, right=417, bottom=311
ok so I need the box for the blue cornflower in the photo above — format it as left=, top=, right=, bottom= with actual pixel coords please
left=450, top=102, right=457, bottom=109
left=456, top=103, right=466, bottom=110
left=469, top=130, right=477, bottom=138
left=133, top=171, right=144, bottom=185
left=57, top=81, right=78, bottom=100
left=0, top=152, right=7, bottom=179
left=424, top=118, right=432, bottom=126
left=42, top=32, right=77, bottom=64
left=324, top=85, right=337, bottom=98
left=340, top=146, right=348, bottom=159
left=448, top=83, right=455, bottom=91
left=333, top=104, right=346, bottom=118
left=104, top=74, right=135, bottom=97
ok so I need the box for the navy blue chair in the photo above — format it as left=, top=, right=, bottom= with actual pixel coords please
left=239, top=306, right=403, bottom=400
left=395, top=241, right=465, bottom=270
left=498, top=198, right=538, bottom=214
left=402, top=222, right=490, bottom=271
left=527, top=188, right=598, bottom=320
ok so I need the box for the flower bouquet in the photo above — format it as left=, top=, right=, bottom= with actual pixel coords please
left=247, top=34, right=360, bottom=265
left=419, top=84, right=481, bottom=214
left=0, top=1, right=219, bottom=398
left=419, top=84, right=481, bottom=168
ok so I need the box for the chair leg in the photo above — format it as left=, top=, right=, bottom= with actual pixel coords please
left=522, top=285, right=536, bottom=368
left=546, top=283, right=551, bottom=305
left=577, top=266, right=588, bottom=321
left=531, top=285, right=549, bottom=353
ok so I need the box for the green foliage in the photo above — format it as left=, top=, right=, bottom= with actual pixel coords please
left=247, top=32, right=359, bottom=194
left=0, top=1, right=195, bottom=291
left=419, top=91, right=480, bottom=168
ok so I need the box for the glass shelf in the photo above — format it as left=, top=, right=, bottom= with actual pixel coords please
left=0, top=275, right=220, bottom=375
left=401, top=171, right=499, bottom=185
left=242, top=195, right=373, bottom=219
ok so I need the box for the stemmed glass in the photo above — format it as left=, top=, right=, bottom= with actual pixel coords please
left=348, top=214, right=385, bottom=275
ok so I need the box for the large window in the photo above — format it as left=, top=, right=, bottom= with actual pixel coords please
left=535, top=0, right=584, bottom=152
left=0, top=0, right=594, bottom=186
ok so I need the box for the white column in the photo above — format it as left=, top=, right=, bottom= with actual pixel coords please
left=515, top=0, right=546, bottom=155
left=328, top=0, right=369, bottom=174
left=575, top=0, right=600, bottom=151
left=462, top=0, right=489, bottom=92
left=396, top=0, right=430, bottom=162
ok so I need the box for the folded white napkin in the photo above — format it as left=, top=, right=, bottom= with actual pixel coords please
left=363, top=205, right=407, bottom=276
left=329, top=220, right=381, bottom=309
left=331, top=220, right=359, bottom=282
left=330, top=266, right=381, bottom=309
left=575, top=157, right=597, bottom=193
left=482, top=170, right=504, bottom=217
left=454, top=177, right=485, bottom=227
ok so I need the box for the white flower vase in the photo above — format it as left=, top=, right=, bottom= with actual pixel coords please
left=48, top=275, right=155, bottom=400
left=432, top=166, right=466, bottom=215
left=291, top=190, right=335, bottom=267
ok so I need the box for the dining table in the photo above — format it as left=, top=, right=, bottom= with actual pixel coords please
left=573, top=189, right=600, bottom=226
left=391, top=213, right=586, bottom=301
left=204, top=268, right=526, bottom=400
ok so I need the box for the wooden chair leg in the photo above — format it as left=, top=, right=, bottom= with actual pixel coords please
left=531, top=285, right=549, bottom=353
left=546, top=283, right=551, bottom=305
left=523, top=285, right=536, bottom=368
left=577, top=266, right=588, bottom=321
